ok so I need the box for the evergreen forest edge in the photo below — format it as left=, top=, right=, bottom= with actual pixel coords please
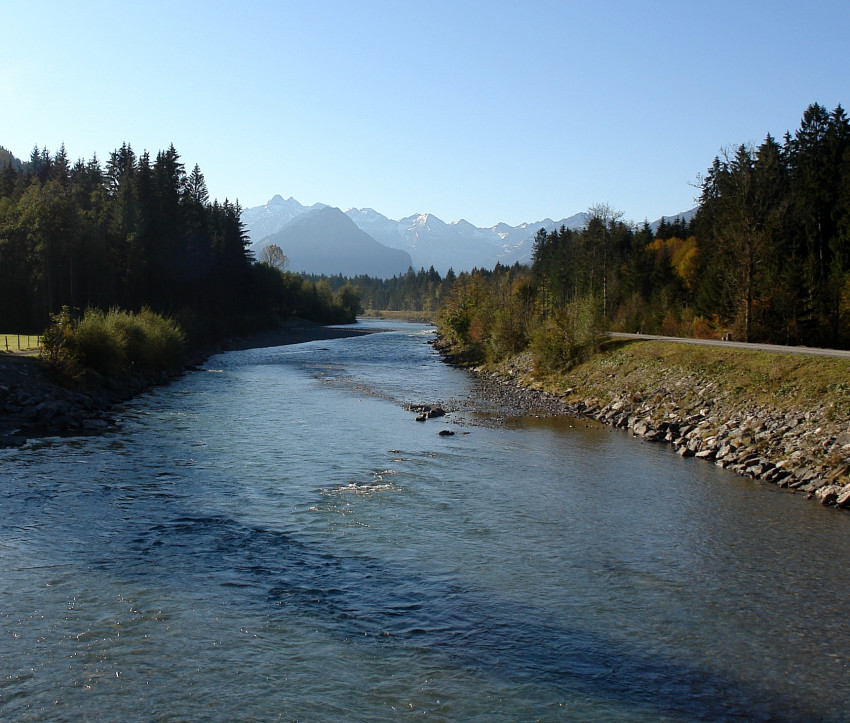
left=0, top=143, right=361, bottom=375
left=2, top=102, right=850, bottom=379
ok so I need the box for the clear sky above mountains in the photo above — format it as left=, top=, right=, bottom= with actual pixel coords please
left=4, top=1, right=849, bottom=228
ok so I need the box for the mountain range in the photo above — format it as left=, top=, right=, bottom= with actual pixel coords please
left=243, top=195, right=588, bottom=276
left=243, top=195, right=697, bottom=277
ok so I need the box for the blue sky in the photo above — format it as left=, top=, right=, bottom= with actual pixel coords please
left=3, top=0, right=849, bottom=227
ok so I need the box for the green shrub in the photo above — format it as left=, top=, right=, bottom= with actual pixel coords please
left=487, top=305, right=529, bottom=362
left=125, top=308, right=185, bottom=370
left=531, top=319, right=569, bottom=372
left=42, top=307, right=186, bottom=379
left=41, top=306, right=75, bottom=373
left=72, top=308, right=128, bottom=377
left=531, top=296, right=601, bottom=374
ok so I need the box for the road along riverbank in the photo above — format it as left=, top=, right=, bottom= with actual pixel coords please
left=0, top=319, right=373, bottom=447
left=437, top=337, right=850, bottom=510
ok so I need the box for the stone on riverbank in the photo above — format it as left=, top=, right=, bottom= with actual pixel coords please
left=404, top=403, right=447, bottom=419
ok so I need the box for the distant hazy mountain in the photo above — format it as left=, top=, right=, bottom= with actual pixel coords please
left=242, top=197, right=590, bottom=274
left=241, top=195, right=697, bottom=275
left=241, top=195, right=327, bottom=246
left=343, top=208, right=590, bottom=273
left=255, top=206, right=412, bottom=278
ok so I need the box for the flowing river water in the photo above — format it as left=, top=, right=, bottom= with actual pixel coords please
left=1, top=320, right=849, bottom=721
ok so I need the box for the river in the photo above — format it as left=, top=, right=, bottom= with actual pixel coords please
left=1, top=320, right=848, bottom=721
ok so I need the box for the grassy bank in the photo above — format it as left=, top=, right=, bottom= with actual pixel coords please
left=1, top=334, right=41, bottom=352
left=530, top=340, right=850, bottom=418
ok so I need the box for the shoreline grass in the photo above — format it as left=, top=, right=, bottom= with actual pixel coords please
left=1, top=334, right=41, bottom=352
left=557, top=340, right=850, bottom=413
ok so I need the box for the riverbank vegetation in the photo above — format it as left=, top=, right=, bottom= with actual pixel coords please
left=2, top=101, right=847, bottom=378
left=359, top=309, right=437, bottom=323
left=41, top=306, right=185, bottom=380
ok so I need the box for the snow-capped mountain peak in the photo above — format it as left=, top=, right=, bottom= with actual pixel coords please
left=242, top=196, right=589, bottom=273
left=241, top=196, right=695, bottom=275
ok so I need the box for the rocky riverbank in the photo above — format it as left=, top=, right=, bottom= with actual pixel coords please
left=0, top=352, right=193, bottom=447
left=443, top=341, right=850, bottom=510
left=0, top=319, right=372, bottom=448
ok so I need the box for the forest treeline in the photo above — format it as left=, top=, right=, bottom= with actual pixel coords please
left=306, top=267, right=457, bottom=313
left=435, top=103, right=850, bottom=370
left=2, top=102, right=847, bottom=369
left=0, top=143, right=359, bottom=342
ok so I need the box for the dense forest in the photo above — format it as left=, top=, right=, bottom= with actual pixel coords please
left=306, top=267, right=457, bottom=313
left=436, top=103, right=850, bottom=369
left=0, top=143, right=359, bottom=341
